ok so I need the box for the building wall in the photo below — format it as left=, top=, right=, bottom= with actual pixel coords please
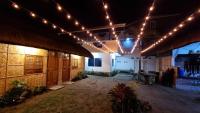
left=114, top=56, right=134, bottom=71
left=0, top=43, right=48, bottom=96
left=70, top=54, right=85, bottom=80
left=160, top=56, right=172, bottom=71
left=85, top=52, right=111, bottom=72
left=141, top=56, right=157, bottom=72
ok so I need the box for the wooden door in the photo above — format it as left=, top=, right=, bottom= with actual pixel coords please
left=47, top=52, right=59, bottom=87
left=62, top=55, right=70, bottom=82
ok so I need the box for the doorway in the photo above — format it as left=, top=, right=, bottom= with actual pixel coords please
left=62, top=54, right=70, bottom=82
left=47, top=51, right=59, bottom=87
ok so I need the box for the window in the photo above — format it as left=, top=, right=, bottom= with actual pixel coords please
left=112, top=59, right=114, bottom=67
left=88, top=58, right=94, bottom=66
left=95, top=58, right=102, bottom=67
left=88, top=58, right=102, bottom=67
left=72, top=59, right=78, bottom=69
left=24, top=55, right=43, bottom=74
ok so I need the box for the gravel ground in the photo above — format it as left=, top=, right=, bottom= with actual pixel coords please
left=0, top=74, right=199, bottom=113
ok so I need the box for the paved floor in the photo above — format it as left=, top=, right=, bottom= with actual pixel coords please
left=176, top=78, right=200, bottom=92
left=0, top=73, right=199, bottom=113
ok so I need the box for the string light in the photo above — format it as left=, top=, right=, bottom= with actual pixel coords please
left=145, top=16, right=150, bottom=20
left=75, top=21, right=79, bottom=26
left=12, top=3, right=19, bottom=9
left=61, top=28, right=65, bottom=33
left=104, top=4, right=108, bottom=9
left=30, top=12, right=36, bottom=18
left=81, top=26, right=85, bottom=30
left=141, top=8, right=200, bottom=54
left=149, top=6, right=154, bottom=11
left=8, top=1, right=108, bottom=53
left=42, top=19, right=48, bottom=24
left=130, top=1, right=155, bottom=53
left=52, top=24, right=57, bottom=29
left=187, top=16, right=193, bottom=21
left=67, top=14, right=71, bottom=19
left=101, top=1, right=124, bottom=54
left=57, top=4, right=62, bottom=11
left=179, top=24, right=184, bottom=28
left=106, top=15, right=109, bottom=19
left=51, top=0, right=114, bottom=53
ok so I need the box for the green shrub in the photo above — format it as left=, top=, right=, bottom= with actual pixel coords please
left=85, top=71, right=110, bottom=77
left=110, top=70, right=118, bottom=77
left=0, top=80, right=30, bottom=107
left=33, top=86, right=47, bottom=95
left=109, top=83, right=152, bottom=113
left=71, top=71, right=88, bottom=82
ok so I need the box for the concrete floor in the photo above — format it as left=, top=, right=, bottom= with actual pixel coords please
left=0, top=73, right=199, bottom=113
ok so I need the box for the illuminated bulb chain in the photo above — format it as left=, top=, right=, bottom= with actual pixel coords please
left=102, top=2, right=124, bottom=54
left=9, top=1, right=108, bottom=53
left=54, top=1, right=114, bottom=53
left=141, top=8, right=200, bottom=54
left=130, top=1, right=155, bottom=53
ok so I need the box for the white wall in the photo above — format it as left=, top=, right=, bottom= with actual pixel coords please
left=114, top=56, right=134, bottom=71
left=85, top=52, right=111, bottom=72
left=141, top=56, right=157, bottom=72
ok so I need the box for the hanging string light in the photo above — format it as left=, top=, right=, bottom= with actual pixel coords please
left=52, top=1, right=114, bottom=53
left=9, top=1, right=108, bottom=53
left=101, top=1, right=124, bottom=54
left=130, top=1, right=156, bottom=54
left=141, top=8, right=200, bottom=54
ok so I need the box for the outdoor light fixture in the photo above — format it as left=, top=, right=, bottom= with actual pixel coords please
left=141, top=7, right=200, bottom=53
left=173, top=28, right=177, bottom=32
left=12, top=3, right=19, bottom=9
left=8, top=1, right=109, bottom=53
left=61, top=29, right=65, bottom=32
left=104, top=4, right=108, bottom=9
left=75, top=21, right=79, bottom=26
left=57, top=4, right=62, bottom=11
left=30, top=12, right=36, bottom=18
left=145, top=16, right=150, bottom=20
left=42, top=19, right=48, bottom=24
left=101, top=1, right=124, bottom=53
left=81, top=26, right=85, bottom=30
left=106, top=15, right=109, bottom=19
left=50, top=0, right=114, bottom=53
left=149, top=6, right=154, bottom=11
left=130, top=0, right=155, bottom=53
left=109, top=22, right=113, bottom=26
left=67, top=14, right=71, bottom=19
left=179, top=24, right=184, bottom=28
left=52, top=24, right=57, bottom=29
left=187, top=16, right=193, bottom=21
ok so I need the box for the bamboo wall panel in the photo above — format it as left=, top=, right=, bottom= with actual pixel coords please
left=7, top=66, right=24, bottom=77
left=0, top=79, right=5, bottom=96
left=0, top=44, right=8, bottom=53
left=8, top=54, right=25, bottom=65
left=8, top=45, right=25, bottom=54
left=0, top=53, right=7, bottom=66
left=0, top=67, right=6, bottom=78
left=0, top=43, right=48, bottom=95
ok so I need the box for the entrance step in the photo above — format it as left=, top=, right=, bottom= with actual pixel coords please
left=49, top=85, right=64, bottom=90
left=62, top=81, right=74, bottom=85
